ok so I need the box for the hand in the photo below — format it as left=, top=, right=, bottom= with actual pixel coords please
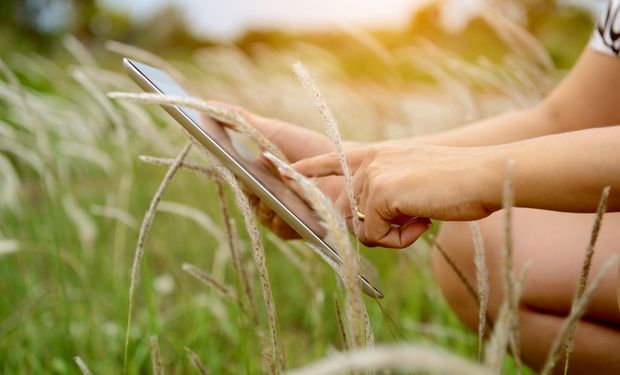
left=203, top=102, right=350, bottom=238
left=293, top=143, right=503, bottom=248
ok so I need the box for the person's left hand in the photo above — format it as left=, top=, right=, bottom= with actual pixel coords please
left=293, top=143, right=504, bottom=248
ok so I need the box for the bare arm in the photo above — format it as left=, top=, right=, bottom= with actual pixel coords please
left=488, top=126, right=620, bottom=213
left=213, top=48, right=620, bottom=242
left=403, top=49, right=620, bottom=147
left=294, top=124, right=620, bottom=247
left=293, top=48, right=620, bottom=247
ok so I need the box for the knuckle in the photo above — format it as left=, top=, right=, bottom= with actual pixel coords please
left=357, top=232, right=375, bottom=247
left=366, top=145, right=379, bottom=158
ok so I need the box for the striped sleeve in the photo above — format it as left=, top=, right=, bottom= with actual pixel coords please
left=590, top=0, right=620, bottom=57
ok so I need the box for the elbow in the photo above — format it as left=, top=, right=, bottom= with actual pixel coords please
left=532, top=99, right=573, bottom=134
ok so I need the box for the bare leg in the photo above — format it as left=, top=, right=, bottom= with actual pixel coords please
left=432, top=208, right=620, bottom=374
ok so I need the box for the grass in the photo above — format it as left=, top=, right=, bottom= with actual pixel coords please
left=0, top=6, right=613, bottom=373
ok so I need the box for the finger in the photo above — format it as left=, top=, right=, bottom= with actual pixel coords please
left=203, top=101, right=263, bottom=132
left=199, top=112, right=221, bottom=127
left=334, top=151, right=370, bottom=216
left=334, top=191, right=354, bottom=231
left=335, top=191, right=353, bottom=220
left=340, top=157, right=372, bottom=234
left=280, top=174, right=315, bottom=209
left=270, top=214, right=301, bottom=239
left=204, top=100, right=251, bottom=119
left=293, top=153, right=342, bottom=177
left=361, top=218, right=431, bottom=248
left=257, top=201, right=276, bottom=225
left=293, top=147, right=372, bottom=178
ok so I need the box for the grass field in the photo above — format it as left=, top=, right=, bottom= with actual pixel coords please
left=0, top=5, right=599, bottom=373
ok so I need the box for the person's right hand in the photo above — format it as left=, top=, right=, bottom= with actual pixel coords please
left=206, top=102, right=347, bottom=239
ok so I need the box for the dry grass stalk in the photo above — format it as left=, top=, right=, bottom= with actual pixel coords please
left=0, top=59, right=53, bottom=170
left=105, top=40, right=185, bottom=82
left=0, top=239, right=19, bottom=257
left=479, top=4, right=554, bottom=71
left=150, top=335, right=164, bottom=375
left=266, top=233, right=308, bottom=273
left=227, top=177, right=285, bottom=372
left=216, top=179, right=259, bottom=324
left=62, top=194, right=97, bottom=254
left=123, top=143, right=191, bottom=371
left=158, top=201, right=223, bottom=241
left=470, top=221, right=490, bottom=360
left=430, top=234, right=479, bottom=305
left=267, top=233, right=317, bottom=291
left=185, top=347, right=209, bottom=375
left=73, top=356, right=93, bottom=375
left=563, top=186, right=611, bottom=373
left=292, top=62, right=361, bottom=237
left=182, top=263, right=248, bottom=317
left=108, top=92, right=287, bottom=161
left=139, top=155, right=217, bottom=178
left=333, top=296, right=348, bottom=349
left=63, top=35, right=97, bottom=67
left=264, top=152, right=364, bottom=348
left=258, top=329, right=277, bottom=375
left=499, top=159, right=522, bottom=372
left=362, top=305, right=375, bottom=347
left=484, top=261, right=531, bottom=373
left=75, top=70, right=128, bottom=147
left=286, top=344, right=493, bottom=375
left=337, top=24, right=394, bottom=66
left=90, top=205, right=138, bottom=230
left=305, top=242, right=345, bottom=280
left=541, top=255, right=620, bottom=375
left=192, top=145, right=283, bottom=373
left=139, top=153, right=258, bottom=317
left=111, top=173, right=134, bottom=284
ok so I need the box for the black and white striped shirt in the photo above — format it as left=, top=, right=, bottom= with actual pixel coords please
left=591, top=0, right=620, bottom=56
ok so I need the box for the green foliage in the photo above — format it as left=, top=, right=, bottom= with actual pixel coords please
left=0, top=2, right=598, bottom=372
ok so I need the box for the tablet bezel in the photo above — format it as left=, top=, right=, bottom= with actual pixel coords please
left=123, top=58, right=383, bottom=298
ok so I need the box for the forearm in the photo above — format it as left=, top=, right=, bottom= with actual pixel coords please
left=398, top=50, right=620, bottom=148
left=411, top=106, right=558, bottom=147
left=483, top=126, right=620, bottom=213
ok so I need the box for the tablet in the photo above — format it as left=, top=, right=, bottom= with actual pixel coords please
left=123, top=58, right=383, bottom=298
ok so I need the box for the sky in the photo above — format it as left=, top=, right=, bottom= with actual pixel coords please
left=98, top=0, right=432, bottom=41
left=98, top=0, right=607, bottom=42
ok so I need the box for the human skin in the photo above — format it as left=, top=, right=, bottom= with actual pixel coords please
left=224, top=48, right=620, bottom=243
left=293, top=126, right=620, bottom=247
left=211, top=48, right=620, bottom=373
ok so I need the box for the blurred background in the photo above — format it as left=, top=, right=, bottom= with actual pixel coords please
left=0, top=0, right=606, bottom=66
left=0, top=0, right=609, bottom=374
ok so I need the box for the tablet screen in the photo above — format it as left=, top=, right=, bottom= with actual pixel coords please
left=125, top=59, right=327, bottom=238
left=124, top=58, right=383, bottom=298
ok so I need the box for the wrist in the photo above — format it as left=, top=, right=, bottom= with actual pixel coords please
left=477, top=145, right=515, bottom=214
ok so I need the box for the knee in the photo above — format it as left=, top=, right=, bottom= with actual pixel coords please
left=432, top=221, right=483, bottom=331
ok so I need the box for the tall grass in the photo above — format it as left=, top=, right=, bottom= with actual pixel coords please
left=149, top=335, right=164, bottom=375
left=292, top=62, right=361, bottom=237
left=264, top=152, right=366, bottom=349
left=286, top=344, right=493, bottom=375
left=124, top=142, right=192, bottom=371
left=74, top=356, right=93, bottom=375
left=1, top=4, right=613, bottom=374
left=470, top=221, right=490, bottom=360
left=562, top=186, right=611, bottom=373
